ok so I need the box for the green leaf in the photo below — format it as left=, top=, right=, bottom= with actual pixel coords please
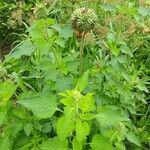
left=138, top=7, right=150, bottom=16
left=0, top=81, right=16, bottom=102
left=91, top=134, right=113, bottom=150
left=24, top=123, right=33, bottom=137
left=120, top=45, right=133, bottom=57
left=79, top=113, right=94, bottom=121
left=44, top=68, right=58, bottom=82
left=95, top=106, right=129, bottom=126
left=101, top=4, right=116, bottom=12
left=54, top=37, right=66, bottom=48
left=59, top=25, right=73, bottom=39
left=56, top=107, right=75, bottom=140
left=0, top=137, right=10, bottom=150
left=35, top=38, right=52, bottom=55
left=60, top=97, right=73, bottom=106
left=75, top=119, right=90, bottom=142
left=136, top=82, right=149, bottom=93
left=0, top=107, right=7, bottom=125
left=126, top=131, right=141, bottom=147
left=56, top=76, right=73, bottom=92
left=72, top=138, right=82, bottom=150
left=76, top=70, right=89, bottom=92
left=51, top=24, right=73, bottom=39
left=19, top=91, right=57, bottom=119
left=79, top=93, right=95, bottom=112
left=7, top=39, right=36, bottom=59
left=40, top=136, right=68, bottom=150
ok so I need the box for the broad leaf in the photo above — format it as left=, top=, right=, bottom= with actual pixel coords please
left=76, top=70, right=89, bottom=92
left=75, top=119, right=90, bottom=142
left=56, top=107, right=75, bottom=140
left=7, top=39, right=36, bottom=59
left=95, top=106, right=129, bottom=126
left=0, top=137, right=10, bottom=150
left=19, top=91, right=57, bottom=119
left=91, top=134, right=113, bottom=150
left=72, top=138, right=83, bottom=150
left=0, top=81, right=16, bottom=102
left=126, top=131, right=141, bottom=147
left=0, top=107, right=7, bottom=125
left=24, top=123, right=33, bottom=137
left=79, top=93, right=95, bottom=112
left=40, top=136, right=68, bottom=150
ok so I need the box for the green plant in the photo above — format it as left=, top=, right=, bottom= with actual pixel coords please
left=0, top=0, right=150, bottom=150
left=71, top=7, right=98, bottom=75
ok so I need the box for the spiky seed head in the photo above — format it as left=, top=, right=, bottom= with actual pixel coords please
left=71, top=7, right=98, bottom=33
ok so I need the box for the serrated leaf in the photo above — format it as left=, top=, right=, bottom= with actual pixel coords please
left=54, top=37, right=66, bottom=47
left=7, top=40, right=36, bottom=59
left=60, top=97, right=73, bottom=106
left=0, top=137, right=10, bottom=150
left=95, top=106, right=129, bottom=126
left=56, top=76, right=73, bottom=92
left=72, top=138, right=82, bottom=150
left=40, top=136, right=68, bottom=150
left=126, top=131, right=141, bottom=147
left=120, top=45, right=133, bottom=57
left=79, top=93, right=95, bottom=112
left=136, top=82, right=149, bottom=93
left=79, top=113, right=94, bottom=121
left=24, top=123, right=33, bottom=137
left=19, top=91, right=57, bottom=119
left=76, top=70, right=89, bottom=92
left=0, top=107, right=7, bottom=125
left=59, top=25, right=73, bottom=39
left=75, top=119, right=90, bottom=142
left=138, top=7, right=150, bottom=16
left=51, top=24, right=73, bottom=39
left=0, top=81, right=16, bottom=102
left=91, top=134, right=113, bottom=150
left=56, top=107, right=75, bottom=140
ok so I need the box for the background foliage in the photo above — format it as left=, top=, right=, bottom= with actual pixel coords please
left=0, top=0, right=150, bottom=150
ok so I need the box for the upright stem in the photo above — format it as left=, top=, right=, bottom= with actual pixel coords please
left=79, top=33, right=85, bottom=76
left=0, top=46, right=3, bottom=62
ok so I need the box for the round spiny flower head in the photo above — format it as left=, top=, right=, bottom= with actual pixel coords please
left=71, top=7, right=98, bottom=33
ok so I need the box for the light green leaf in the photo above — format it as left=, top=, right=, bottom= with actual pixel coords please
left=0, top=107, right=7, bottom=125
left=19, top=91, right=57, bottom=119
left=120, top=45, right=133, bottom=57
left=136, top=82, right=149, bottom=93
left=126, top=131, right=141, bottom=147
left=40, top=136, right=68, bottom=150
left=79, top=93, right=95, bottom=112
left=24, top=123, right=33, bottom=137
left=76, top=70, right=89, bottom=92
left=0, top=137, right=10, bottom=150
left=72, top=138, right=82, bottom=150
left=75, top=119, right=90, bottom=142
left=91, top=134, right=113, bottom=150
left=54, top=37, right=66, bottom=47
left=0, top=81, right=16, bottom=102
left=60, top=97, right=73, bottom=106
left=95, top=106, right=129, bottom=126
left=56, top=107, right=75, bottom=140
left=79, top=113, right=94, bottom=121
left=138, top=7, right=150, bottom=16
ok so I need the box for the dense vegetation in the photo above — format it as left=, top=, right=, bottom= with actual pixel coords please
left=0, top=0, right=150, bottom=150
